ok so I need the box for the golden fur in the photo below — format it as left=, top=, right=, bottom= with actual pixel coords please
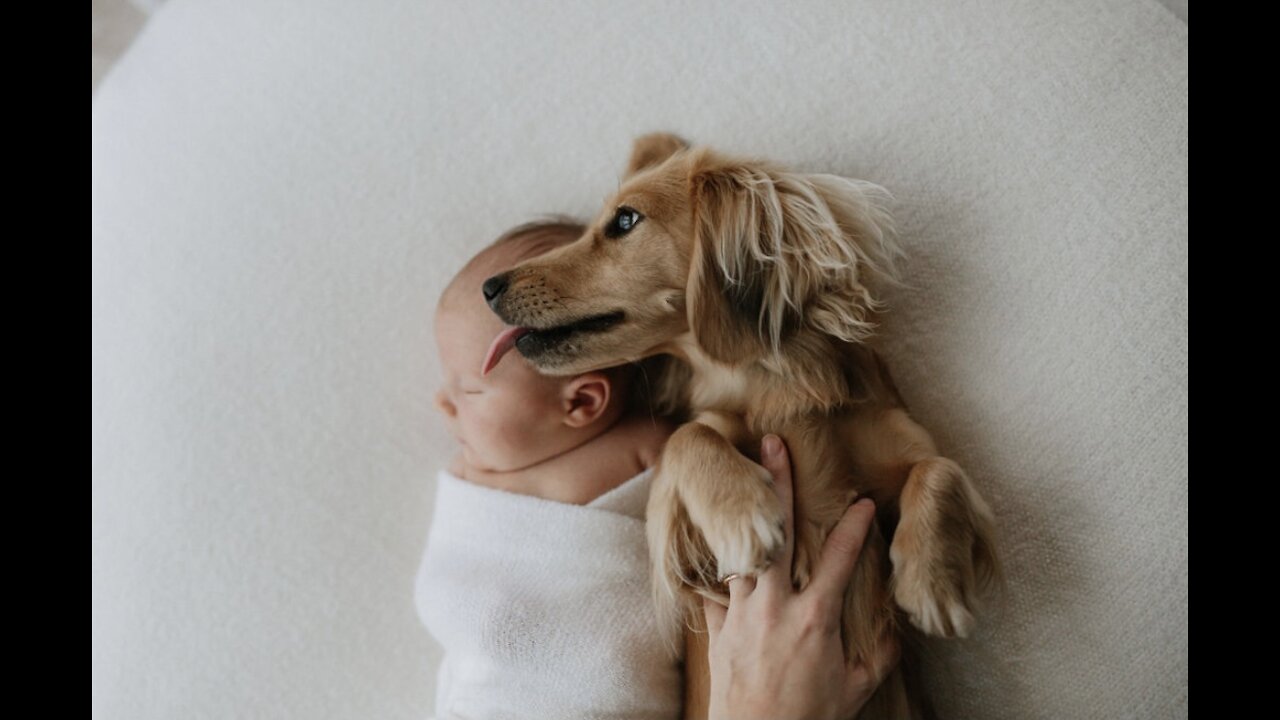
left=485, top=134, right=999, bottom=719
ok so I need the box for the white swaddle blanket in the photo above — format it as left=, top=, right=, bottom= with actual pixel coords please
left=415, top=468, right=682, bottom=720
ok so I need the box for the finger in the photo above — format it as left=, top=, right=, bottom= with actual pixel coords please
left=806, top=498, right=876, bottom=602
left=724, top=572, right=756, bottom=600
left=757, top=434, right=796, bottom=598
left=703, top=596, right=727, bottom=642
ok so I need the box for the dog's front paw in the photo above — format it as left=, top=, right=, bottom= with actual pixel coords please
left=889, top=457, right=998, bottom=638
left=700, top=461, right=786, bottom=579
left=890, top=535, right=977, bottom=638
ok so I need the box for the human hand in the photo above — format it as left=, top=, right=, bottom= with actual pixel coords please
left=703, top=434, right=899, bottom=720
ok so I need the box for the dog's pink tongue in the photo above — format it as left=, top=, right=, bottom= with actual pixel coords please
left=481, top=326, right=531, bottom=376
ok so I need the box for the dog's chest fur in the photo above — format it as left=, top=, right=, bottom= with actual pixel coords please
left=687, top=360, right=751, bottom=413
left=670, top=332, right=859, bottom=433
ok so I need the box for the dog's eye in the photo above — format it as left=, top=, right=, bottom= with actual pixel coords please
left=604, top=206, right=643, bottom=238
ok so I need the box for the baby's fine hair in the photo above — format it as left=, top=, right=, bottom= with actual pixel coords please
left=489, top=215, right=585, bottom=253
left=441, top=216, right=584, bottom=308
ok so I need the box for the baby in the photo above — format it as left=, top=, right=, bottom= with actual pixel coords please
left=415, top=219, right=682, bottom=720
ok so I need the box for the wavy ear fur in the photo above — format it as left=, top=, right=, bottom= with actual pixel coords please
left=686, top=149, right=903, bottom=365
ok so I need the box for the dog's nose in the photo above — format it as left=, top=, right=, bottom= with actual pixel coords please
left=482, top=274, right=509, bottom=307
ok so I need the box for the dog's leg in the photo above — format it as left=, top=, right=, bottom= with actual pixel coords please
left=647, top=412, right=783, bottom=620
left=890, top=456, right=998, bottom=638
left=670, top=411, right=786, bottom=580
left=646, top=411, right=781, bottom=655
left=681, top=618, right=711, bottom=720
left=838, top=399, right=998, bottom=638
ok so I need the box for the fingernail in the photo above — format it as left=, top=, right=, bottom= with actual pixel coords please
left=763, top=435, right=781, bottom=458
left=853, top=497, right=875, bottom=510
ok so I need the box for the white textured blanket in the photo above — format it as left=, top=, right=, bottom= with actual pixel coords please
left=414, top=469, right=680, bottom=720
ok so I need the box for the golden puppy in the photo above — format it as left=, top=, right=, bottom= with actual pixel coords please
left=482, top=134, right=998, bottom=719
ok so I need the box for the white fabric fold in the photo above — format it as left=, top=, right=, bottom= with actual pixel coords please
left=415, top=469, right=680, bottom=720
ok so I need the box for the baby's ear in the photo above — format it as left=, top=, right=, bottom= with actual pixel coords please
left=560, top=372, right=612, bottom=428
left=622, top=132, right=689, bottom=179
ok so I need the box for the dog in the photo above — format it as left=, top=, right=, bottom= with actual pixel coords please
left=482, top=133, right=999, bottom=719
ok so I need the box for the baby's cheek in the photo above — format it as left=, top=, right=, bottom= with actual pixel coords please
left=500, top=407, right=538, bottom=446
left=503, top=401, right=549, bottom=452
left=480, top=400, right=528, bottom=454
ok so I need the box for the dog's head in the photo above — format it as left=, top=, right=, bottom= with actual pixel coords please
left=482, top=133, right=901, bottom=376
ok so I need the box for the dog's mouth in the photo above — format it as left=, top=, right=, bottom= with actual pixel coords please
left=481, top=311, right=625, bottom=376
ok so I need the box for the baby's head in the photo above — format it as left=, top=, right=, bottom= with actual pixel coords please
left=433, top=220, right=636, bottom=474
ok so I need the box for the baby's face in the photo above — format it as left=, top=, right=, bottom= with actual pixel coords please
left=433, top=297, right=565, bottom=473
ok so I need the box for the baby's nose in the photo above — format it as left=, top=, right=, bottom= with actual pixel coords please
left=434, top=389, right=457, bottom=418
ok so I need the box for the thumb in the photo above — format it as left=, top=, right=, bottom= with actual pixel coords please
left=703, top=596, right=726, bottom=642
left=807, top=498, right=876, bottom=601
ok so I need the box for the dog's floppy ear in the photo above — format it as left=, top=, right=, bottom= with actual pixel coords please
left=686, top=160, right=777, bottom=364
left=799, top=173, right=902, bottom=342
left=623, top=132, right=689, bottom=179
left=686, top=149, right=901, bottom=365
